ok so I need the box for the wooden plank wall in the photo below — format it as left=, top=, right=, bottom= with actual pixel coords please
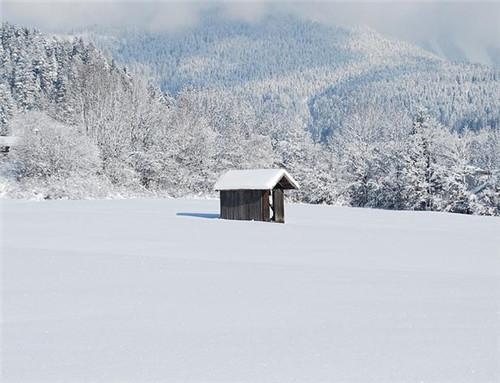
left=220, top=190, right=270, bottom=221
left=272, top=188, right=285, bottom=223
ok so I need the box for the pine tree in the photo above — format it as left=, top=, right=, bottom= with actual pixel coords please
left=0, top=84, right=16, bottom=135
left=402, top=110, right=447, bottom=211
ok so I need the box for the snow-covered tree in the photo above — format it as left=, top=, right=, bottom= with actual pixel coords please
left=402, top=110, right=448, bottom=211
left=8, top=111, right=101, bottom=180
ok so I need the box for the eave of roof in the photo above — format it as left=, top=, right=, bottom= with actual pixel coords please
left=214, top=168, right=300, bottom=191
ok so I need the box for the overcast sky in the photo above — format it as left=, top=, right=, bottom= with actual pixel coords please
left=2, top=1, right=500, bottom=67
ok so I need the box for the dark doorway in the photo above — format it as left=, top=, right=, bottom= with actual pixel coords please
left=272, top=188, right=284, bottom=223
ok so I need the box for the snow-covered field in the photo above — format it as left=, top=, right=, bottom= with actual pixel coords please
left=1, top=199, right=499, bottom=382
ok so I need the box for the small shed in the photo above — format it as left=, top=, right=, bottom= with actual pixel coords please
left=214, top=169, right=299, bottom=223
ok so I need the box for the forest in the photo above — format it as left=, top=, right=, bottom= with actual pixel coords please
left=1, top=21, right=499, bottom=215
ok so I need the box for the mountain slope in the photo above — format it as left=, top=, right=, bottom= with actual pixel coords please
left=90, top=14, right=500, bottom=137
left=94, top=14, right=436, bottom=92
left=0, top=22, right=137, bottom=132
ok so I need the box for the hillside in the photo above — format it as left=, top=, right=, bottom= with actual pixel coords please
left=90, top=13, right=500, bottom=137
left=2, top=198, right=500, bottom=382
left=0, top=23, right=139, bottom=133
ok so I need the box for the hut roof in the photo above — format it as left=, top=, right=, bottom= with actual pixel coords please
left=0, top=136, right=19, bottom=146
left=214, top=169, right=300, bottom=191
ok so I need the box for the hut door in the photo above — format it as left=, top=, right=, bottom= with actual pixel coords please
left=272, top=188, right=285, bottom=223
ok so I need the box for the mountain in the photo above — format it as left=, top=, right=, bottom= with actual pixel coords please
left=91, top=14, right=435, bottom=93
left=88, top=13, right=500, bottom=139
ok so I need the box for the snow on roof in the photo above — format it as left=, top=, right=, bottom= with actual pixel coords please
left=0, top=136, right=19, bottom=146
left=214, top=169, right=300, bottom=191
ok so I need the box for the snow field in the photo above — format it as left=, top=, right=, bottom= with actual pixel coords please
left=1, top=199, right=499, bottom=382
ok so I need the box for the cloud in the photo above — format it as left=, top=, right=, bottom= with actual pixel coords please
left=288, top=2, right=500, bottom=66
left=2, top=1, right=499, bottom=66
left=1, top=1, right=207, bottom=32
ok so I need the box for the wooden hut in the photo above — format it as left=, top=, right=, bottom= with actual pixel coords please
left=214, top=169, right=299, bottom=223
left=0, top=136, right=19, bottom=154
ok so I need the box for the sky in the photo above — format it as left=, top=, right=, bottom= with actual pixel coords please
left=1, top=1, right=500, bottom=67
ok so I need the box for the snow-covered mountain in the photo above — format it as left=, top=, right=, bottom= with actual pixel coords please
left=89, top=14, right=500, bottom=137
left=92, top=14, right=435, bottom=92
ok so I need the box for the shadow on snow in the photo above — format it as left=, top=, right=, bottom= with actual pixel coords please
left=176, top=212, right=220, bottom=219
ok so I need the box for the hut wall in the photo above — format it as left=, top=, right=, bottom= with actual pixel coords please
left=220, top=190, right=270, bottom=221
